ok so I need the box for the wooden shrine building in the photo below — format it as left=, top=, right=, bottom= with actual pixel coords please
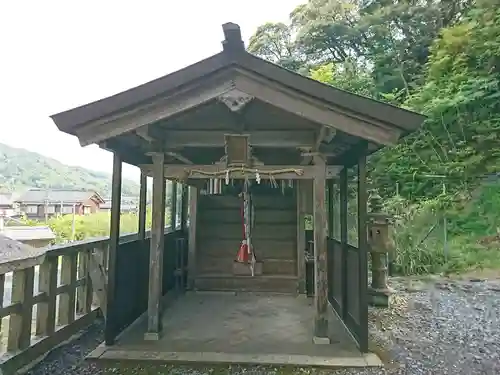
left=50, top=23, right=425, bottom=369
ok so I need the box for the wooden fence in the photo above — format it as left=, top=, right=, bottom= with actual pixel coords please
left=0, top=231, right=146, bottom=374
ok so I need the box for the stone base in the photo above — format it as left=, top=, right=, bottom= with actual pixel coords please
left=368, top=287, right=392, bottom=308
left=312, top=336, right=330, bottom=345
left=144, top=331, right=162, bottom=341
left=232, top=261, right=263, bottom=276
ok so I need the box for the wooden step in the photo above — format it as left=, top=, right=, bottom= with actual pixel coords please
left=198, top=223, right=296, bottom=241
left=199, top=239, right=296, bottom=260
left=194, top=274, right=298, bottom=293
left=199, top=195, right=296, bottom=210
left=199, top=209, right=296, bottom=225
left=197, top=257, right=297, bottom=276
left=262, top=259, right=297, bottom=275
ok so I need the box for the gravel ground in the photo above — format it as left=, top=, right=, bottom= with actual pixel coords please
left=26, top=275, right=500, bottom=375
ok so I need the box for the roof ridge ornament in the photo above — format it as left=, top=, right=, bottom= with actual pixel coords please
left=222, top=22, right=245, bottom=53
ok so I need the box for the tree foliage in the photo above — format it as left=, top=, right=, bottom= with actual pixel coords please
left=249, top=0, right=499, bottom=200
left=48, top=210, right=158, bottom=243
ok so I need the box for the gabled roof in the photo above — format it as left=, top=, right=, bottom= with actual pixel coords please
left=16, top=189, right=104, bottom=204
left=50, top=23, right=425, bottom=138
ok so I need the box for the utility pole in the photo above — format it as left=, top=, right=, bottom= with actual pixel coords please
left=44, top=189, right=49, bottom=223
left=0, top=210, right=5, bottom=233
left=71, top=203, right=76, bottom=241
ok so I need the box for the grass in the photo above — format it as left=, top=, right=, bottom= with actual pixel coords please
left=385, top=181, right=500, bottom=276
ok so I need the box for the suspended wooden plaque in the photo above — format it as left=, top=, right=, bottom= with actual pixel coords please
left=225, top=134, right=251, bottom=167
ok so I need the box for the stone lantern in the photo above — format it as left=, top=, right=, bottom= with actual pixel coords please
left=367, top=192, right=394, bottom=307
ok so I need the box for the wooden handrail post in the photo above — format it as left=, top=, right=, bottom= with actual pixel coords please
left=77, top=250, right=94, bottom=315
left=58, top=253, right=78, bottom=326
left=8, top=267, right=35, bottom=351
left=36, top=257, right=58, bottom=336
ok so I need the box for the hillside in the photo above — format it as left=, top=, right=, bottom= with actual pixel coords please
left=247, top=0, right=500, bottom=276
left=0, top=143, right=140, bottom=197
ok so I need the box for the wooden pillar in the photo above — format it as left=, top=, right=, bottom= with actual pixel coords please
left=296, top=180, right=306, bottom=294
left=170, top=181, right=178, bottom=229
left=104, top=151, right=122, bottom=345
left=357, top=149, right=369, bottom=352
left=339, top=167, right=348, bottom=318
left=187, top=186, right=198, bottom=289
left=326, top=178, right=334, bottom=302
left=312, top=155, right=329, bottom=343
left=145, top=152, right=166, bottom=341
left=138, top=169, right=147, bottom=240
left=327, top=179, right=334, bottom=238
left=180, top=184, right=188, bottom=232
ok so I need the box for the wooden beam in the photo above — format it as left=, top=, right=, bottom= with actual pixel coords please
left=145, top=152, right=166, bottom=341
left=76, top=78, right=236, bottom=147
left=233, top=72, right=401, bottom=146
left=139, top=164, right=342, bottom=180
left=104, top=151, right=122, bottom=345
left=73, top=68, right=402, bottom=149
left=166, top=151, right=193, bottom=164
left=137, top=126, right=194, bottom=164
left=313, top=155, right=329, bottom=342
left=136, top=126, right=154, bottom=142
left=162, top=130, right=316, bottom=148
left=187, top=187, right=198, bottom=289
left=331, top=141, right=378, bottom=168
left=138, top=169, right=147, bottom=240
left=315, top=127, right=328, bottom=150
left=100, top=138, right=151, bottom=166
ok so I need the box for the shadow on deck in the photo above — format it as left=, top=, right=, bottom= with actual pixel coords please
left=89, top=292, right=381, bottom=369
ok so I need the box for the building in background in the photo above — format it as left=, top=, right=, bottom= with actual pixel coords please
left=15, top=189, right=105, bottom=220
left=100, top=196, right=143, bottom=213
left=0, top=192, right=20, bottom=217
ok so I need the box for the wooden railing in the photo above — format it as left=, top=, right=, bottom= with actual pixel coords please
left=0, top=231, right=150, bottom=374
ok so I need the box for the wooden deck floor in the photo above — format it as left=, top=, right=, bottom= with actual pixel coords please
left=88, top=292, right=381, bottom=369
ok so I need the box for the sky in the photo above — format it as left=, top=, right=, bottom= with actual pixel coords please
left=0, top=1, right=303, bottom=182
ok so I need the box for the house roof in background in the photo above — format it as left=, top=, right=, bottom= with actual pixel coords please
left=15, top=189, right=105, bottom=204
left=100, top=202, right=138, bottom=210
left=0, top=193, right=15, bottom=206
left=1, top=226, right=56, bottom=241
left=0, top=234, right=48, bottom=273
